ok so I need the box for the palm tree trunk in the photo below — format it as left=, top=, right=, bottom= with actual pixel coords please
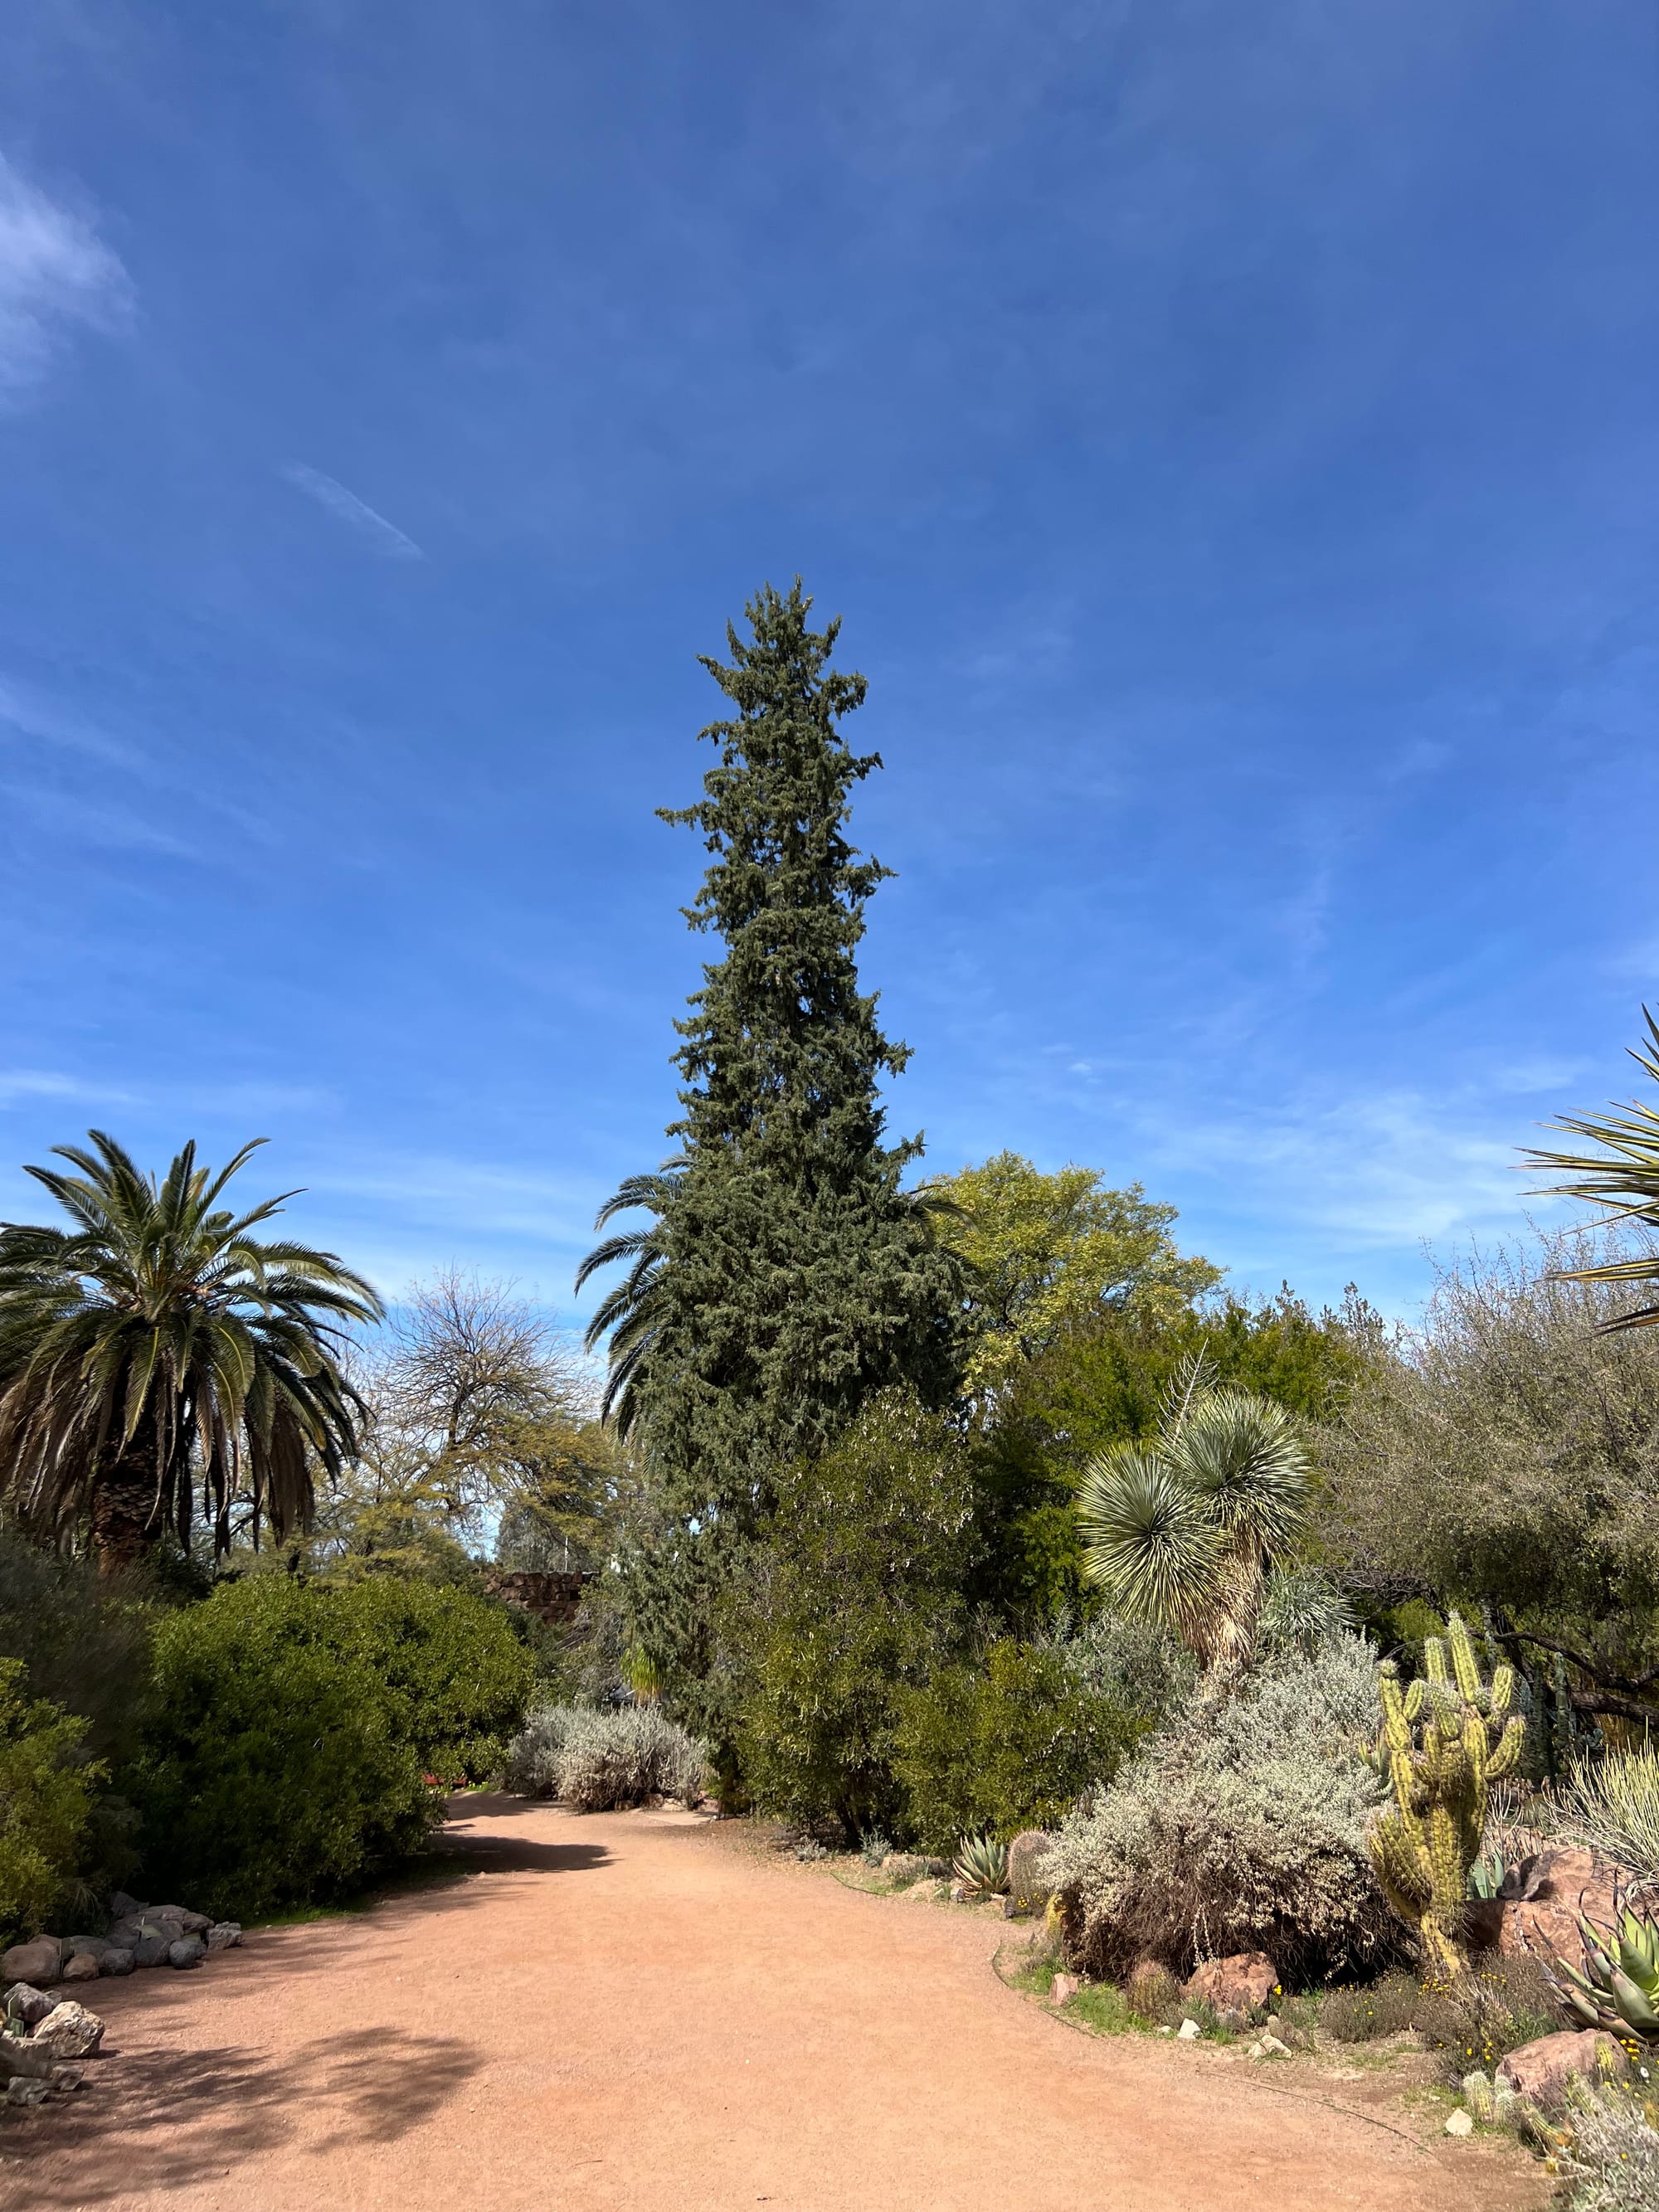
left=90, top=1436, right=164, bottom=1576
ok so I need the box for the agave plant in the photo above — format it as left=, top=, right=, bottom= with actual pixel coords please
left=1542, top=1890, right=1659, bottom=2049
left=953, top=1833, right=1010, bottom=1897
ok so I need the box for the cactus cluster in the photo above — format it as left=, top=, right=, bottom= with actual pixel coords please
left=1368, top=1612, right=1525, bottom=1982
left=952, top=1833, right=1010, bottom=1897
left=1543, top=1892, right=1659, bottom=2049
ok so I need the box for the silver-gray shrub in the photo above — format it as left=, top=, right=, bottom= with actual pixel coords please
left=504, top=1703, right=706, bottom=1811
left=1562, top=2085, right=1659, bottom=2212
left=1042, top=1632, right=1391, bottom=1983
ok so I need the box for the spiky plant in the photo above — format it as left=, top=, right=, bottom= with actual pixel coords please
left=0, top=1132, right=381, bottom=1570
left=953, top=1832, right=1010, bottom=1897
left=1525, top=1006, right=1659, bottom=1329
left=1077, top=1356, right=1312, bottom=1694
left=1543, top=1890, right=1659, bottom=2049
left=1368, top=1614, right=1525, bottom=1982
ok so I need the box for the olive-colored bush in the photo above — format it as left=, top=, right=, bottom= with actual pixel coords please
left=0, top=1659, right=101, bottom=1943
left=122, top=1575, right=528, bottom=1920
left=893, top=1640, right=1141, bottom=1852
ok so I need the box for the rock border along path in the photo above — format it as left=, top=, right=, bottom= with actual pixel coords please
left=3, top=1795, right=1547, bottom=2211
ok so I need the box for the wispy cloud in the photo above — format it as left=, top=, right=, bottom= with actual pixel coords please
left=283, top=464, right=424, bottom=561
left=0, top=1069, right=133, bottom=1110
left=0, top=155, right=130, bottom=396
left=0, top=678, right=142, bottom=767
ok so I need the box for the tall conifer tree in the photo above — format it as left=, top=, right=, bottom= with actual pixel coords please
left=580, top=581, right=961, bottom=1540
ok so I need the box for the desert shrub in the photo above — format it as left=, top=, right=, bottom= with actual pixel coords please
left=1320, top=1971, right=1418, bottom=2042
left=0, top=1660, right=102, bottom=1943
left=1410, top=1954, right=1564, bottom=2082
left=1044, top=1634, right=1392, bottom=1984
left=1563, top=2083, right=1659, bottom=2212
left=124, top=1578, right=438, bottom=1920
left=1558, top=1744, right=1659, bottom=1889
left=893, top=1640, right=1141, bottom=1852
left=504, top=1702, right=705, bottom=1811
left=311, top=1574, right=533, bottom=1780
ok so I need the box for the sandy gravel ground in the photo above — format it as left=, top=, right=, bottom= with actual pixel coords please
left=4, top=1794, right=1547, bottom=2212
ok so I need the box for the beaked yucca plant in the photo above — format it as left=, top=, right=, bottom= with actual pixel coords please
left=1541, top=1889, right=1659, bottom=2051
left=1368, top=1613, right=1525, bottom=1983
left=1077, top=1349, right=1312, bottom=1699
left=953, top=1833, right=1010, bottom=1897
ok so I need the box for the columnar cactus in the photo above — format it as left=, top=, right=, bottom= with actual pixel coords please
left=1369, top=1613, right=1525, bottom=1982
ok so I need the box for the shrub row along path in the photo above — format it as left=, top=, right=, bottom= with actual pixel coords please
left=12, top=1796, right=1546, bottom=2212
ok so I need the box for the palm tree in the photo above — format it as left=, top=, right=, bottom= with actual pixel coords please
left=0, top=1132, right=382, bottom=1572
left=574, top=1158, right=685, bottom=1433
left=1076, top=1354, right=1311, bottom=1695
left=1526, top=1006, right=1659, bottom=1330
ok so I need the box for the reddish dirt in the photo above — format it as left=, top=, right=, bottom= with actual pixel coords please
left=6, top=1796, right=1548, bottom=2211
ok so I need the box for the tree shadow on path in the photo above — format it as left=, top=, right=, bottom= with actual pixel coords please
left=2, top=2028, right=481, bottom=2202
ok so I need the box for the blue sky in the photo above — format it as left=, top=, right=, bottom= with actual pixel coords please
left=2, top=1, right=1656, bottom=1331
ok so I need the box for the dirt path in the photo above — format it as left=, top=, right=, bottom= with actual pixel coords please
left=7, top=1796, right=1546, bottom=2211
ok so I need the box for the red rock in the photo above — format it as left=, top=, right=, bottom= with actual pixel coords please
left=1183, top=1952, right=1278, bottom=2018
left=1497, top=2028, right=1626, bottom=2106
left=1496, top=1847, right=1624, bottom=1966
left=1, top=1937, right=61, bottom=1988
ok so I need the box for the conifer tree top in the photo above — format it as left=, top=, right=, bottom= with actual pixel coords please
left=663, top=579, right=912, bottom=1169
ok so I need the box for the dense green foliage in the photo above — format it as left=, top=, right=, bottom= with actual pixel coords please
left=0, top=1657, right=101, bottom=1942
left=124, top=1573, right=529, bottom=1918
left=0, top=1132, right=381, bottom=1569
left=732, top=1393, right=975, bottom=1836
left=0, top=1527, right=156, bottom=1762
left=975, top=1290, right=1367, bottom=1620
left=893, top=1640, right=1141, bottom=1851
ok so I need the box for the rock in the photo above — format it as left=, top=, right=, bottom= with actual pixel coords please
left=51, top=2064, right=86, bottom=2093
left=1183, top=1951, right=1278, bottom=2020
left=903, top=1878, right=944, bottom=1902
left=32, top=2001, right=105, bottom=2059
left=1444, top=2108, right=1474, bottom=2137
left=948, top=1879, right=968, bottom=1903
left=1050, top=1973, right=1079, bottom=2005
left=1006, top=1830, right=1056, bottom=1917
left=165, top=1908, right=211, bottom=1936
left=4, top=1983, right=58, bottom=2028
left=1177, top=2017, right=1202, bottom=2040
left=65, top=1934, right=109, bottom=1962
left=1498, top=2028, right=1627, bottom=2107
left=1247, top=2040, right=1263, bottom=2059
left=0, top=2035, right=56, bottom=2080
left=6, top=2075, right=52, bottom=2107
left=205, top=1922, right=242, bottom=1951
left=100, top=1948, right=134, bottom=1977
left=1, top=1936, right=62, bottom=1988
left=62, top=1952, right=100, bottom=1983
left=1258, top=2034, right=1289, bottom=2057
left=168, top=1937, right=206, bottom=1969
left=109, top=1891, right=146, bottom=1919
left=133, top=1932, right=172, bottom=1968
left=1494, top=1847, right=1624, bottom=1966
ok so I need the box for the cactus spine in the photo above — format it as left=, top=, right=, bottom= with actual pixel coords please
left=1369, top=1612, right=1525, bottom=1982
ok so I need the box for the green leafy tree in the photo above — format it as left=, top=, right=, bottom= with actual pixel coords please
left=0, top=1133, right=382, bottom=1572
left=926, top=1153, right=1220, bottom=1398
left=581, top=581, right=962, bottom=1532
